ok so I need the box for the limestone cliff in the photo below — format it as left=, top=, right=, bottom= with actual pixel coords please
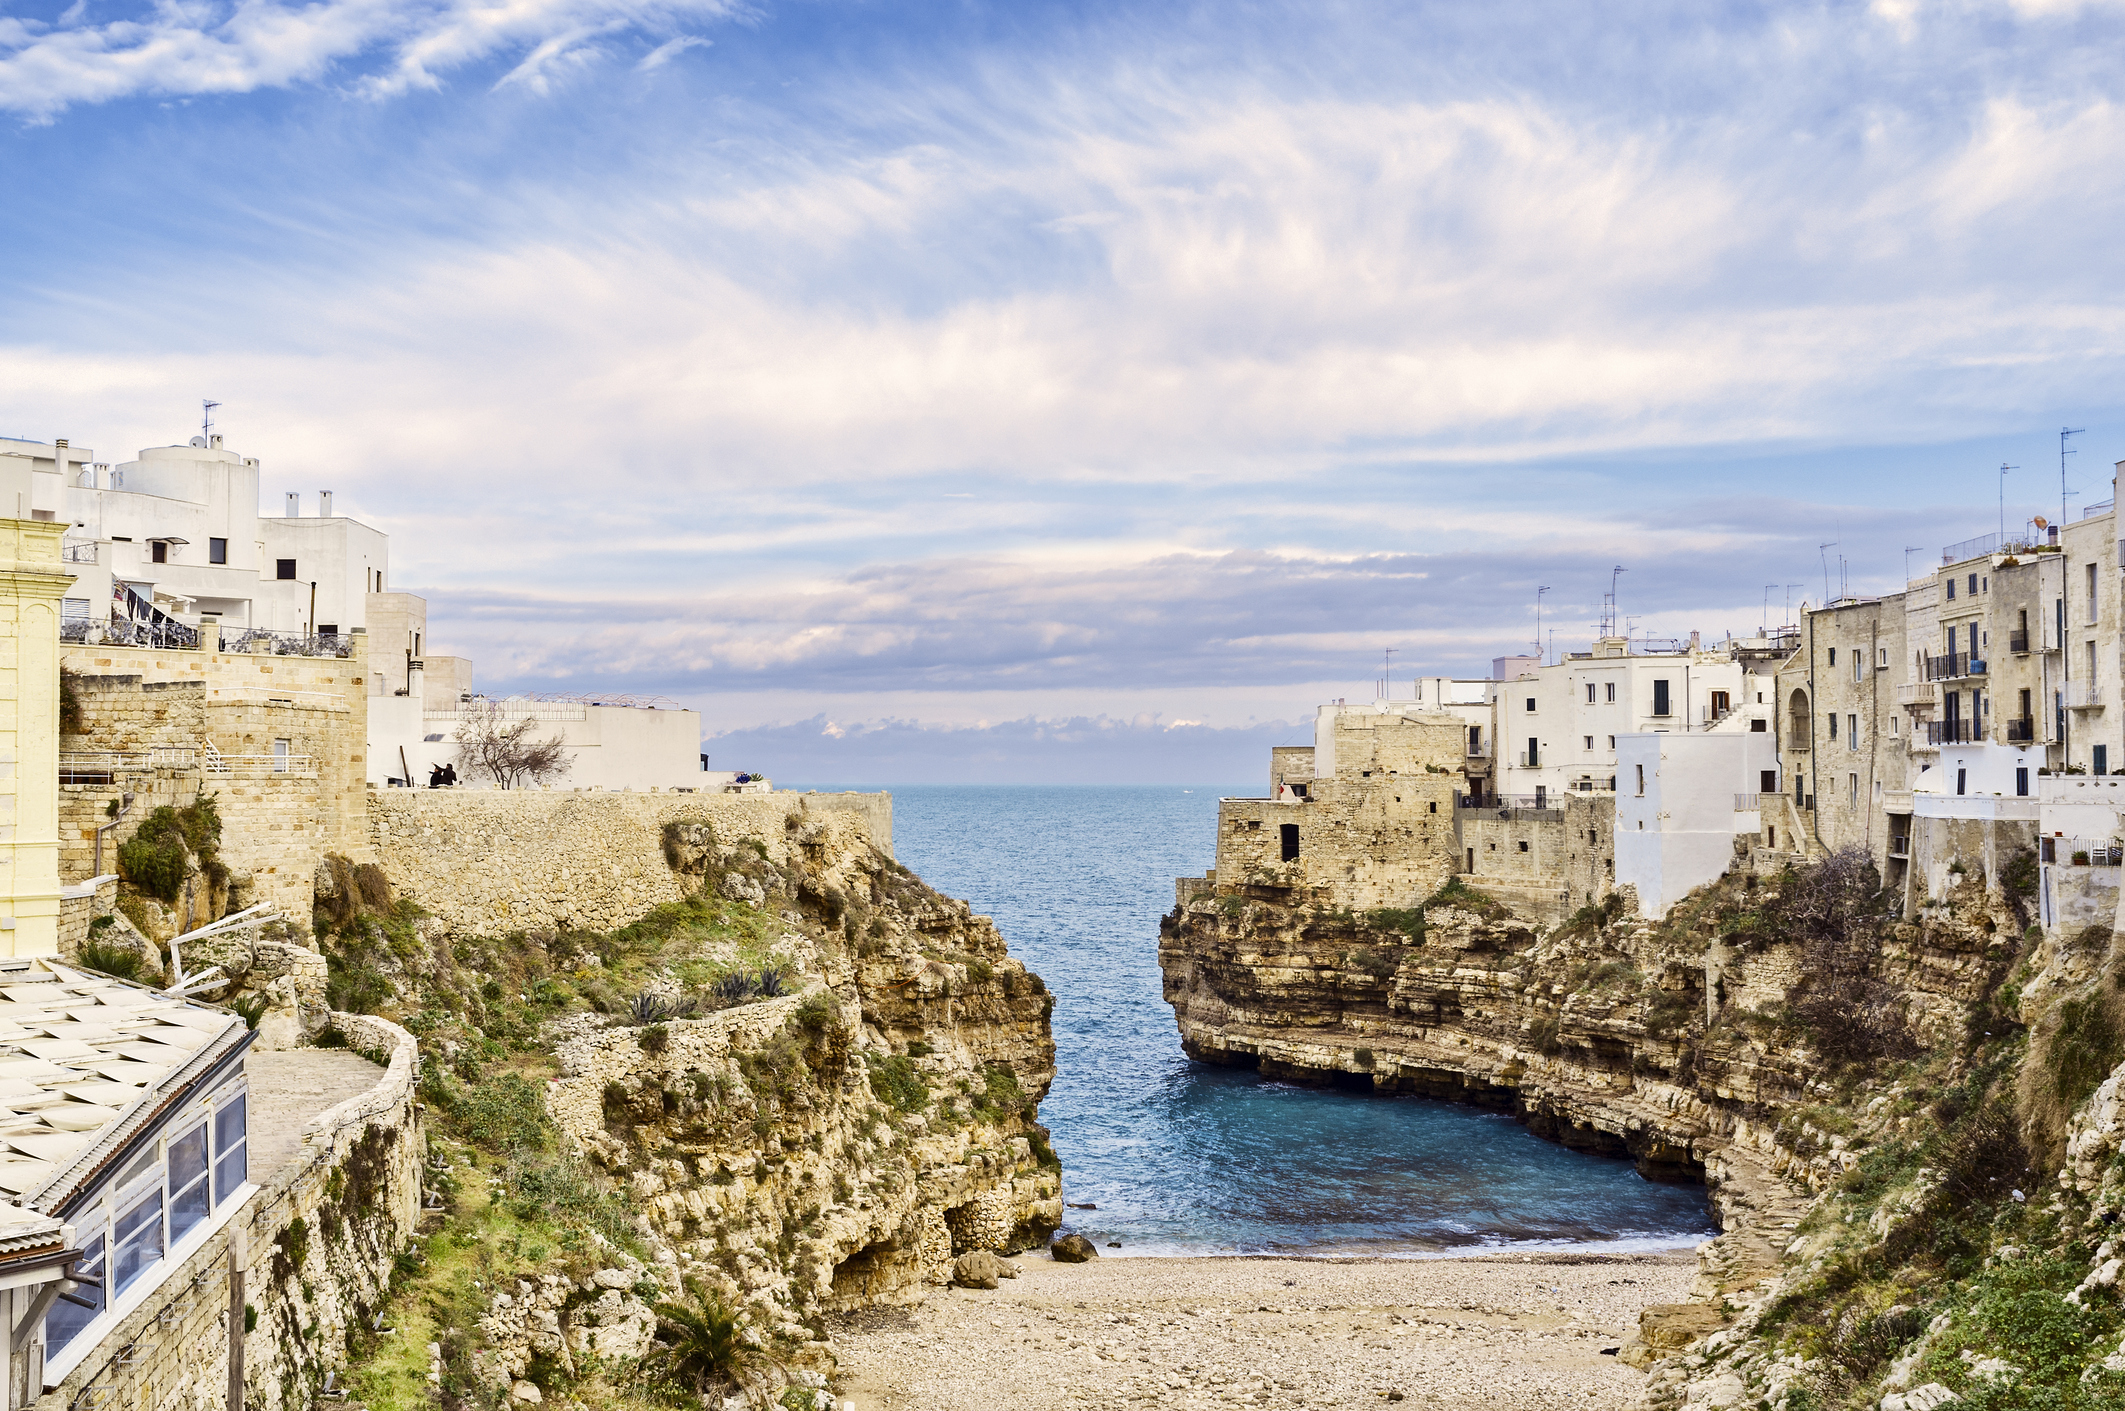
left=336, top=797, right=1059, bottom=1409
left=1158, top=859, right=2125, bottom=1407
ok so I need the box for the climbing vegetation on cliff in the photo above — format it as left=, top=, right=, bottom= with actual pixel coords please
left=117, top=795, right=227, bottom=903
left=865, top=1053, right=929, bottom=1114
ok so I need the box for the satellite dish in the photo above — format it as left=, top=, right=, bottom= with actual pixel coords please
left=2034, top=516, right=2049, bottom=529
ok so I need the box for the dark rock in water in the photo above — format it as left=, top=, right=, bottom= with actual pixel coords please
left=1051, top=1233, right=1099, bottom=1263
left=952, top=1250, right=1000, bottom=1289
left=1066, top=1202, right=1098, bottom=1210
left=1106, top=1240, right=1121, bottom=1248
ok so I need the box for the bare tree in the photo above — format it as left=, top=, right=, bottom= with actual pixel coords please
left=454, top=704, right=573, bottom=789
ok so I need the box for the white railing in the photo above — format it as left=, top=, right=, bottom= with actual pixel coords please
left=211, top=752, right=314, bottom=776
left=424, top=701, right=587, bottom=722
left=1734, top=792, right=1762, bottom=811
left=59, top=748, right=196, bottom=773
left=2069, top=681, right=2105, bottom=709
left=1896, top=682, right=1937, bottom=707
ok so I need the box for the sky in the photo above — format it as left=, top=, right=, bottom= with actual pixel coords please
left=8, top=0, right=2125, bottom=782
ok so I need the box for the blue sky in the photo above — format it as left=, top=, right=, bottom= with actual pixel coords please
left=8, top=0, right=2125, bottom=780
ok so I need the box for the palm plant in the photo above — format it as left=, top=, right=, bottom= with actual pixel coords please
left=651, top=1282, right=763, bottom=1394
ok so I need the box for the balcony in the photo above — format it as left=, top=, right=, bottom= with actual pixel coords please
left=2010, top=630, right=2030, bottom=654
left=1926, top=719, right=1978, bottom=745
left=2068, top=682, right=2105, bottom=710
left=1924, top=653, right=1987, bottom=681
left=1734, top=792, right=1762, bottom=811
left=1896, top=682, right=1938, bottom=709
left=2004, top=718, right=2038, bottom=742
left=1786, top=731, right=1810, bottom=752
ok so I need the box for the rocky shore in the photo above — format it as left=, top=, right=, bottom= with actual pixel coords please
left=831, top=1248, right=1698, bottom=1410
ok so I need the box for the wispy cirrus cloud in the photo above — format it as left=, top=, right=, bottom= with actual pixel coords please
left=0, top=0, right=737, bottom=118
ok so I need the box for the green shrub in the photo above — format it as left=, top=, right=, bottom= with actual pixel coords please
left=965, top=957, right=994, bottom=984
left=1349, top=947, right=1400, bottom=980
left=116, top=797, right=227, bottom=903
left=866, top=1054, right=929, bottom=1114
left=1367, top=908, right=1425, bottom=940
left=450, top=1072, right=553, bottom=1153
left=77, top=940, right=147, bottom=983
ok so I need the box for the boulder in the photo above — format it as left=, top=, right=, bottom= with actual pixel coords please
left=952, top=1250, right=1000, bottom=1289
left=1050, top=1233, right=1098, bottom=1264
left=509, top=1382, right=543, bottom=1404
left=997, top=1259, right=1021, bottom=1280
left=1618, top=1302, right=1725, bottom=1369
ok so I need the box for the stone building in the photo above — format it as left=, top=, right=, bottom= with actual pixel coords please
left=1, top=461, right=74, bottom=957
left=1206, top=703, right=1467, bottom=910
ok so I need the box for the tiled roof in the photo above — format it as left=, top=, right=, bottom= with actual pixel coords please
left=0, top=963, right=243, bottom=1212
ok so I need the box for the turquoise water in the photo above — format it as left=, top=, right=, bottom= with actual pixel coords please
left=844, top=783, right=1717, bottom=1257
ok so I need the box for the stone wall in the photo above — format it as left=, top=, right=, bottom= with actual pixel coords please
left=367, top=789, right=892, bottom=934
left=45, top=1012, right=422, bottom=1411
left=1456, top=793, right=1615, bottom=924
left=58, top=640, right=374, bottom=919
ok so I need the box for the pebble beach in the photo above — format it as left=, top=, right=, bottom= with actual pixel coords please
left=829, top=1248, right=1698, bottom=1411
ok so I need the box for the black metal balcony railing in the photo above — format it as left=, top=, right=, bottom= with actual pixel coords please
left=1924, top=653, right=1987, bottom=681
left=2005, top=718, right=2037, bottom=742
left=2009, top=630, right=2030, bottom=654
left=1927, top=719, right=1977, bottom=745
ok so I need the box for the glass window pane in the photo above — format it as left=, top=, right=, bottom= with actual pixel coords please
left=214, top=1094, right=246, bottom=1157
left=171, top=1174, right=211, bottom=1244
left=45, top=1232, right=105, bottom=1354
left=214, top=1144, right=247, bottom=1206
left=169, top=1123, right=207, bottom=1189
left=113, top=1191, right=163, bottom=1294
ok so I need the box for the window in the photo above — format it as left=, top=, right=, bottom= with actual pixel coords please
left=276, top=558, right=296, bottom=580
left=1605, top=683, right=1615, bottom=702
left=1848, top=713, right=1858, bottom=750
left=169, top=1122, right=210, bottom=1244
left=209, top=537, right=227, bottom=564
left=214, top=1090, right=248, bottom=1204
left=1526, top=738, right=1540, bottom=767
left=1711, top=690, right=1730, bottom=717
left=1760, top=770, right=1777, bottom=792
left=1828, top=713, right=1839, bottom=741
left=317, top=623, right=337, bottom=637
left=1969, top=573, right=1979, bottom=595
left=1427, top=801, right=1436, bottom=814
left=1525, top=697, right=1537, bottom=713
left=1849, top=773, right=1858, bottom=805
left=1585, top=683, right=1596, bottom=703
left=273, top=739, right=290, bottom=773
left=1278, top=824, right=1300, bottom=862
left=1607, top=735, right=1615, bottom=749
left=2099, top=745, right=2112, bottom=776
left=151, top=541, right=167, bottom=564
left=1957, top=768, right=1967, bottom=796
left=1583, top=735, right=1593, bottom=750
left=1879, top=648, right=1888, bottom=666
left=112, top=1185, right=163, bottom=1295
left=2018, top=767, right=2031, bottom=797
left=1947, top=579, right=1956, bottom=600
left=1890, top=715, right=1898, bottom=735
left=1516, top=840, right=1529, bottom=853
left=46, top=1220, right=105, bottom=1355
left=1652, top=679, right=1670, bottom=716
left=1854, top=652, right=1864, bottom=682
left=2091, top=563, right=2101, bottom=621
left=1635, top=764, right=1645, bottom=796
left=1752, top=718, right=1768, bottom=732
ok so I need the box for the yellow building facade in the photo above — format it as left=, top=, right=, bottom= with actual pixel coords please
left=0, top=467, right=73, bottom=958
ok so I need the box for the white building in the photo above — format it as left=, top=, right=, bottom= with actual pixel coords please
left=1491, top=636, right=1762, bottom=802
left=3, top=434, right=388, bottom=646
left=1615, top=725, right=1781, bottom=917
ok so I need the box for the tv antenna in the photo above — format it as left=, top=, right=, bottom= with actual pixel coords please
left=1903, top=546, right=1925, bottom=582
left=1600, top=566, right=1626, bottom=638
left=1785, top=583, right=1802, bottom=628
left=1380, top=646, right=1397, bottom=700
left=1819, top=542, right=1838, bottom=605
left=2063, top=426, right=2085, bottom=532
left=1999, top=463, right=2017, bottom=544
left=1763, top=584, right=1777, bottom=635
left=201, top=399, right=221, bottom=439
left=1534, top=587, right=1550, bottom=662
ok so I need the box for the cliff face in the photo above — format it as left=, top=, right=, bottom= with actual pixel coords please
left=1159, top=870, right=2025, bottom=1311
left=334, top=798, right=1059, bottom=1408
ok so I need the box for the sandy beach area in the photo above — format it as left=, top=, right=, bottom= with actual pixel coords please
left=828, top=1247, right=1698, bottom=1411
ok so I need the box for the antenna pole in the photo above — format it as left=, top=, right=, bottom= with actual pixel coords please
left=1763, top=583, right=1776, bottom=635
left=1535, top=587, right=1550, bottom=661
left=1819, top=542, right=1837, bottom=604
left=202, top=399, right=221, bottom=440
left=2064, top=426, right=2085, bottom=533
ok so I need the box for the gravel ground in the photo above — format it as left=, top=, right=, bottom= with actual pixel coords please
left=828, top=1248, right=1699, bottom=1411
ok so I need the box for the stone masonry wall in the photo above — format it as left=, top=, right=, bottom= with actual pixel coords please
left=45, top=1012, right=421, bottom=1411
left=58, top=640, right=374, bottom=918
left=367, top=789, right=892, bottom=934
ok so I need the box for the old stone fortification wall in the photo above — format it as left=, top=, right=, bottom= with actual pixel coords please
left=58, top=640, right=373, bottom=919
left=1456, top=792, right=1615, bottom=926
left=47, top=1012, right=421, bottom=1411
left=367, top=789, right=892, bottom=934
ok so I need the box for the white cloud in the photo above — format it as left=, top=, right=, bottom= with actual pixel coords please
left=634, top=32, right=704, bottom=71
left=0, top=0, right=741, bottom=118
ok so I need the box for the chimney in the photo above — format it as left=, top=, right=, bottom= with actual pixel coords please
left=209, top=434, right=223, bottom=450
left=53, top=439, right=67, bottom=482
left=319, top=491, right=333, bottom=518
left=285, top=492, right=300, bottom=518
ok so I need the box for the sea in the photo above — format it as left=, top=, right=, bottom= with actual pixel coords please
left=804, top=782, right=1717, bottom=1258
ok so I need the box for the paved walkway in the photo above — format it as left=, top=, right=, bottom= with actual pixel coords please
left=246, top=1048, right=389, bottom=1179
